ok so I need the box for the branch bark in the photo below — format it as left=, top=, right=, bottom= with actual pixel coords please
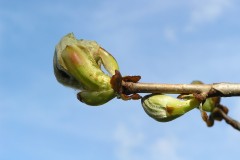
left=122, top=82, right=240, bottom=97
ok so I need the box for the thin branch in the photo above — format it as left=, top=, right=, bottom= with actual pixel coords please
left=122, top=82, right=240, bottom=97
left=218, top=109, right=240, bottom=131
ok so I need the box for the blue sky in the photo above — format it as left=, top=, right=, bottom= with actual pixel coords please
left=1, top=0, right=240, bottom=159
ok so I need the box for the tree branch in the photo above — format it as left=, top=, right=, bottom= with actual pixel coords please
left=122, top=82, right=240, bottom=97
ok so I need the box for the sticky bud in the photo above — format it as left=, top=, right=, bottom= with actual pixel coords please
left=53, top=33, right=119, bottom=106
left=141, top=94, right=200, bottom=122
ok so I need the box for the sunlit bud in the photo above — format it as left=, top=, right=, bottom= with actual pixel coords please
left=141, top=94, right=200, bottom=122
left=53, top=33, right=119, bottom=106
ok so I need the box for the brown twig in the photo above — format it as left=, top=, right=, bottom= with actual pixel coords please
left=111, top=70, right=240, bottom=98
left=217, top=109, right=240, bottom=131
left=122, top=82, right=240, bottom=98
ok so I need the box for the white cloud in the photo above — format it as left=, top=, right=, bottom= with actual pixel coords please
left=150, top=136, right=181, bottom=160
left=186, top=0, right=233, bottom=31
left=163, top=27, right=177, bottom=42
left=113, top=124, right=182, bottom=160
left=93, top=0, right=169, bottom=29
left=114, top=124, right=144, bottom=160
